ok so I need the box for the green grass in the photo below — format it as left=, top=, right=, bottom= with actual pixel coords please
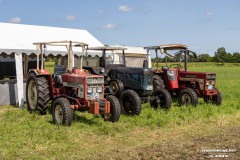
left=0, top=63, right=240, bottom=159
left=45, top=61, right=55, bottom=73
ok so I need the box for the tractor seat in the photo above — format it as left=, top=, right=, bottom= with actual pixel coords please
left=53, top=65, right=66, bottom=84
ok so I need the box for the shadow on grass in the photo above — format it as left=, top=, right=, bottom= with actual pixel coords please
left=73, top=112, right=100, bottom=125
left=47, top=111, right=100, bottom=125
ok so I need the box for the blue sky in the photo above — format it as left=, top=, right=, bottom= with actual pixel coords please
left=0, top=0, right=240, bottom=56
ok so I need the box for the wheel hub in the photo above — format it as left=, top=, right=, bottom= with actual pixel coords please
left=55, top=105, right=63, bottom=124
left=182, top=94, right=191, bottom=104
left=109, top=81, right=118, bottom=94
left=28, top=80, right=37, bottom=110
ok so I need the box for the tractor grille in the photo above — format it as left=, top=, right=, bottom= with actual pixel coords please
left=206, top=74, right=216, bottom=90
left=86, top=77, right=104, bottom=100
left=207, top=74, right=216, bottom=79
left=87, top=77, right=104, bottom=84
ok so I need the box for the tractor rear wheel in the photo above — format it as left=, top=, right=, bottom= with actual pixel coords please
left=52, top=97, right=73, bottom=126
left=178, top=88, right=198, bottom=106
left=26, top=75, right=50, bottom=115
left=153, top=75, right=165, bottom=91
left=120, top=90, right=142, bottom=115
left=102, top=95, right=121, bottom=122
left=109, top=79, right=124, bottom=97
left=150, top=88, right=172, bottom=109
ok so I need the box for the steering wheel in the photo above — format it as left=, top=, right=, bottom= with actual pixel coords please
left=105, top=58, right=114, bottom=64
left=170, top=64, right=182, bottom=69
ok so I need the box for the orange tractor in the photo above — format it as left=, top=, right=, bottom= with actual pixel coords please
left=145, top=44, right=222, bottom=106
left=26, top=41, right=120, bottom=125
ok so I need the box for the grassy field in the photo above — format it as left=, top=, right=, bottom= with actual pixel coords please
left=0, top=62, right=240, bottom=159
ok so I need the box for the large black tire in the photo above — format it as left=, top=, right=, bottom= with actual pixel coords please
left=120, top=90, right=142, bottom=115
left=52, top=97, right=73, bottom=126
left=150, top=88, right=172, bottom=109
left=26, top=75, right=50, bottom=115
left=178, top=88, right=198, bottom=106
left=108, top=79, right=124, bottom=97
left=153, top=75, right=165, bottom=91
left=102, top=95, right=121, bottom=122
left=212, top=89, right=222, bottom=106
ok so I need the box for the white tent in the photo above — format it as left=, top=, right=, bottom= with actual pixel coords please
left=0, top=22, right=103, bottom=107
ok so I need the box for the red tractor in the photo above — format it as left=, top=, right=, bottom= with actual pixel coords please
left=145, top=44, right=222, bottom=106
left=26, top=41, right=120, bottom=125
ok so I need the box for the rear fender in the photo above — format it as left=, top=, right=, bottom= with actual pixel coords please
left=164, top=69, right=179, bottom=90
left=28, top=69, right=51, bottom=76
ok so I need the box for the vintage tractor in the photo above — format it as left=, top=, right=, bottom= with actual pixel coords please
left=145, top=44, right=222, bottom=106
left=81, top=46, right=172, bottom=115
left=26, top=41, right=121, bottom=125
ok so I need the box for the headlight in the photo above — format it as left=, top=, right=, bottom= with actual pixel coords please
left=167, top=70, right=175, bottom=75
left=100, top=68, right=105, bottom=73
left=146, top=85, right=153, bottom=90
left=97, top=87, right=102, bottom=93
left=87, top=87, right=92, bottom=93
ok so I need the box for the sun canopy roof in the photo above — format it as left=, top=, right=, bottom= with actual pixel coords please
left=159, top=44, right=188, bottom=50
left=145, top=44, right=188, bottom=50
left=88, top=46, right=127, bottom=51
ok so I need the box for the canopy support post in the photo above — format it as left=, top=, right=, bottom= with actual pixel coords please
left=15, top=53, right=24, bottom=108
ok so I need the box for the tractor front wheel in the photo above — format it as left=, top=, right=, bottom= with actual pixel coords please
left=52, top=97, right=73, bottom=126
left=26, top=75, right=50, bottom=115
left=204, top=88, right=222, bottom=106
left=150, top=88, right=172, bottom=109
left=212, top=89, right=222, bottom=105
left=102, top=95, right=121, bottom=122
left=178, top=88, right=198, bottom=106
left=120, top=90, right=142, bottom=115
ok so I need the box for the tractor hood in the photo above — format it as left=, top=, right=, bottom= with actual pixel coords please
left=178, top=71, right=216, bottom=91
left=179, top=71, right=216, bottom=79
left=108, top=67, right=153, bottom=92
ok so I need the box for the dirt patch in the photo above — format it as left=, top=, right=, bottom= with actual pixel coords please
left=93, top=125, right=240, bottom=160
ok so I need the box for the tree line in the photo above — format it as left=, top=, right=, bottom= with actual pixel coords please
left=151, top=47, right=240, bottom=63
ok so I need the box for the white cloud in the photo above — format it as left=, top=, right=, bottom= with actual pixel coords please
left=65, top=15, right=77, bottom=21
left=7, top=17, right=22, bottom=23
left=118, top=5, right=133, bottom=12
left=205, top=11, right=213, bottom=16
left=103, top=24, right=116, bottom=29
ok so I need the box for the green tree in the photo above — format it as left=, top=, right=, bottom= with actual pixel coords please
left=232, top=52, right=240, bottom=62
left=213, top=47, right=228, bottom=63
left=198, top=54, right=212, bottom=62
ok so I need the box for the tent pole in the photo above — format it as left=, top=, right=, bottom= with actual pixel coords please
left=24, top=53, right=28, bottom=77
left=15, top=53, right=24, bottom=108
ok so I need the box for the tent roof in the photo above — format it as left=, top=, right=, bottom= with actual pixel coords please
left=0, top=22, right=103, bottom=56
